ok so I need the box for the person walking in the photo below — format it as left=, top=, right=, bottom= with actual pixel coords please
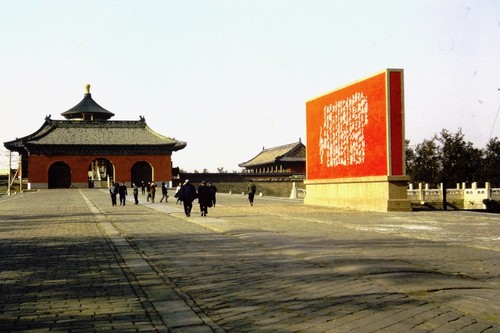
left=109, top=182, right=118, bottom=206
left=141, top=181, right=146, bottom=195
left=119, top=182, right=128, bottom=206
left=197, top=181, right=211, bottom=216
left=150, top=182, right=157, bottom=203
left=176, top=179, right=197, bottom=217
left=159, top=182, right=169, bottom=203
left=132, top=182, right=139, bottom=205
left=175, top=183, right=182, bottom=204
left=146, top=182, right=151, bottom=202
left=209, top=182, right=217, bottom=207
left=247, top=179, right=257, bottom=206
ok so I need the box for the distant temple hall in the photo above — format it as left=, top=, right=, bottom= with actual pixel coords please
left=4, top=85, right=186, bottom=189
left=239, top=140, right=306, bottom=174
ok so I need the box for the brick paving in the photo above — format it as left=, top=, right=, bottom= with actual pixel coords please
left=0, top=189, right=499, bottom=332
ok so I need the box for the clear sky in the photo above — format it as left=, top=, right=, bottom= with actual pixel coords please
left=1, top=0, right=499, bottom=172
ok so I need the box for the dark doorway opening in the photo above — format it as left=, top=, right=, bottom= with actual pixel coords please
left=131, top=161, right=152, bottom=187
left=48, top=162, right=71, bottom=189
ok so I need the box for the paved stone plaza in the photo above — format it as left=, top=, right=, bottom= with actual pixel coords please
left=0, top=189, right=499, bottom=332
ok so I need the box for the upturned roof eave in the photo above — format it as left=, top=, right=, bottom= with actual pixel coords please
left=3, top=118, right=54, bottom=152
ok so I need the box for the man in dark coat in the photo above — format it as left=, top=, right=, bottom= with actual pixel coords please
left=132, top=182, right=139, bottom=205
left=247, top=179, right=257, bottom=206
left=176, top=179, right=197, bottom=217
left=209, top=182, right=217, bottom=207
left=119, top=182, right=128, bottom=206
left=159, top=182, right=169, bottom=203
left=197, top=181, right=212, bottom=216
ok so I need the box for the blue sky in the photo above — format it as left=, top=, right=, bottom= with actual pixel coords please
left=1, top=0, right=499, bottom=172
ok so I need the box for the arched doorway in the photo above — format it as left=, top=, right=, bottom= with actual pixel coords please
left=48, top=162, right=71, bottom=189
left=88, top=158, right=114, bottom=188
left=131, top=161, right=152, bottom=187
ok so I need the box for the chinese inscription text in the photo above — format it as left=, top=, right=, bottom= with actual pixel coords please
left=319, top=92, right=368, bottom=167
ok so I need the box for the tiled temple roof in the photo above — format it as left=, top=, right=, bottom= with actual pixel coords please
left=4, top=118, right=186, bottom=152
left=239, top=141, right=305, bottom=168
left=61, top=84, right=115, bottom=120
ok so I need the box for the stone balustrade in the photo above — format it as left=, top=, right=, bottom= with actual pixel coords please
left=408, top=182, right=499, bottom=210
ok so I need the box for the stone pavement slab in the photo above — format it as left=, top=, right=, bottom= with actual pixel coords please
left=0, top=190, right=166, bottom=332
left=1, top=189, right=499, bottom=332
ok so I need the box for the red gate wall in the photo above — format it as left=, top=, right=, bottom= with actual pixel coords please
left=28, top=154, right=172, bottom=185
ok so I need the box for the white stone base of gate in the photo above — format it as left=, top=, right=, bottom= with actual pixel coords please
left=26, top=182, right=46, bottom=189
left=304, top=175, right=411, bottom=212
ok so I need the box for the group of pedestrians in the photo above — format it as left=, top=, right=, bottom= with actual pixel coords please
left=110, top=179, right=257, bottom=213
left=140, top=181, right=157, bottom=203
left=174, top=179, right=218, bottom=217
left=110, top=180, right=165, bottom=206
left=136, top=181, right=169, bottom=204
left=109, top=182, right=129, bottom=206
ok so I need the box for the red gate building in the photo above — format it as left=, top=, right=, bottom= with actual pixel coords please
left=4, top=85, right=186, bottom=189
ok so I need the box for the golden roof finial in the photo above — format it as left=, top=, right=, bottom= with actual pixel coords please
left=85, top=84, right=91, bottom=94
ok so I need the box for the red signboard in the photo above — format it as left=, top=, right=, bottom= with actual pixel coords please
left=306, top=69, right=405, bottom=180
